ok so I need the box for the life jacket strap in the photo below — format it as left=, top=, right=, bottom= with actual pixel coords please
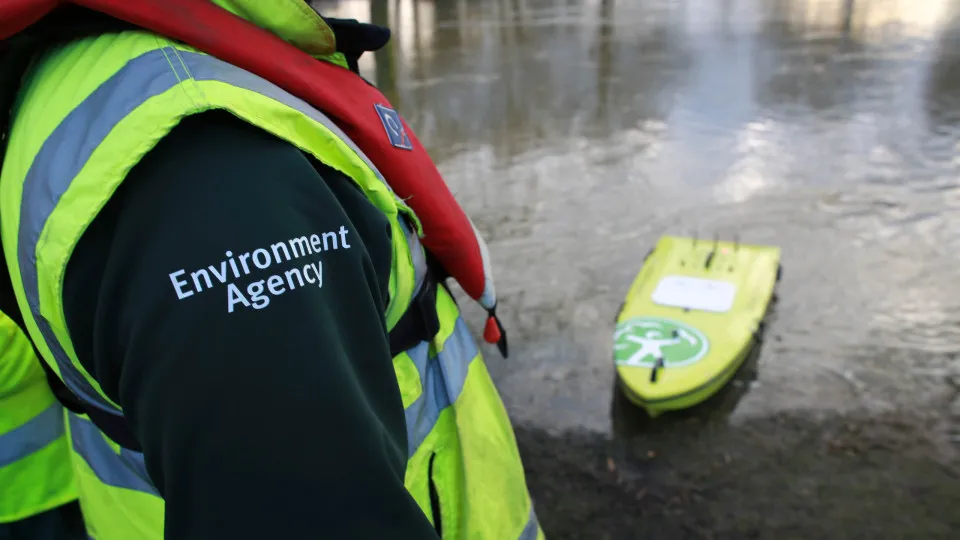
left=388, top=266, right=440, bottom=357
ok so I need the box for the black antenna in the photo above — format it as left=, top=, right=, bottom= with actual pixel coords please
left=650, top=356, right=665, bottom=383
left=705, top=232, right=719, bottom=269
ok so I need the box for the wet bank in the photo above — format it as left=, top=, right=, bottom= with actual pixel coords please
left=317, top=0, right=960, bottom=536
left=517, top=408, right=959, bottom=539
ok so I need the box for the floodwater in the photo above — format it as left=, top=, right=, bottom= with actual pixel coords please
left=317, top=0, right=960, bottom=537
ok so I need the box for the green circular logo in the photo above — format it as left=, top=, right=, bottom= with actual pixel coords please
left=614, top=317, right=709, bottom=368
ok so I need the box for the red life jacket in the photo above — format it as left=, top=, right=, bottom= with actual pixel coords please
left=1, top=0, right=508, bottom=355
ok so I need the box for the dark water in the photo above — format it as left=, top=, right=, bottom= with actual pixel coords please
left=317, top=0, right=960, bottom=537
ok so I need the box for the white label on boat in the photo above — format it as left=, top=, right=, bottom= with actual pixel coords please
left=651, top=275, right=737, bottom=313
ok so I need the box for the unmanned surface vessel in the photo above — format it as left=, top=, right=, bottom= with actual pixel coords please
left=614, top=234, right=781, bottom=417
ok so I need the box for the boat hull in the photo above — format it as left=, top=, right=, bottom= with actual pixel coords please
left=614, top=235, right=781, bottom=417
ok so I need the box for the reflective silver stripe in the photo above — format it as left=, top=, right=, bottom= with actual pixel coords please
left=403, top=317, right=477, bottom=457
left=519, top=506, right=542, bottom=540
left=404, top=318, right=543, bottom=536
left=67, top=413, right=158, bottom=495
left=0, top=403, right=64, bottom=468
left=18, top=45, right=399, bottom=416
left=403, top=219, right=428, bottom=297
left=16, top=50, right=189, bottom=414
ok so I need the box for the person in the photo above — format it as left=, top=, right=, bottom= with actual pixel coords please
left=0, top=1, right=544, bottom=539
left=0, top=310, right=86, bottom=540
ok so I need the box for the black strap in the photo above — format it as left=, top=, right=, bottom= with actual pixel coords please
left=388, top=267, right=441, bottom=357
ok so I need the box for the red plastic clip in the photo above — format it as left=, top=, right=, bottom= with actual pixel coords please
left=483, top=315, right=501, bottom=344
left=483, top=310, right=508, bottom=358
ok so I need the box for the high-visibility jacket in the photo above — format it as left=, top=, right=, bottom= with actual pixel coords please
left=0, top=310, right=76, bottom=524
left=0, top=15, right=544, bottom=540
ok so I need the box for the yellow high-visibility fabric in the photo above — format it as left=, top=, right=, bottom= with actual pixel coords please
left=0, top=312, right=76, bottom=523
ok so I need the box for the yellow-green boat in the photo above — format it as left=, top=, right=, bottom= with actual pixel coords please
left=614, top=235, right=781, bottom=417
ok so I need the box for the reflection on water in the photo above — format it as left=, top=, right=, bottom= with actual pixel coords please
left=312, top=0, right=960, bottom=536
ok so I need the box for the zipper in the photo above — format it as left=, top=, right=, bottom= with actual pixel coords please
left=428, top=452, right=443, bottom=537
